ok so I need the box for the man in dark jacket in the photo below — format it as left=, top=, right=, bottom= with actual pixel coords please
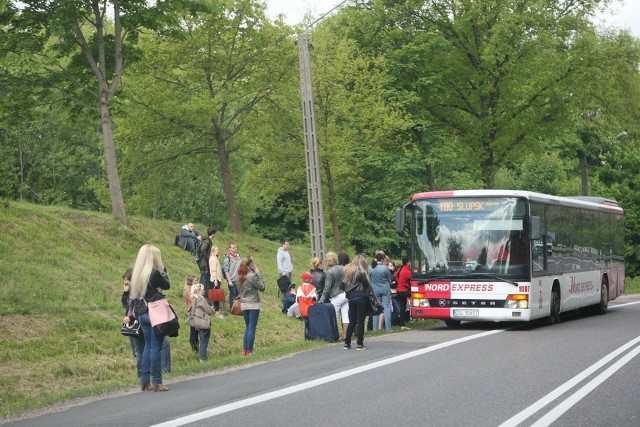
left=177, top=223, right=201, bottom=255
left=199, top=227, right=217, bottom=297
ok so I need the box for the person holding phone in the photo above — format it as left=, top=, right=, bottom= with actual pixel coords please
left=237, top=256, right=265, bottom=356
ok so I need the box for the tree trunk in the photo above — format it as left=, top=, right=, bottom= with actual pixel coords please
left=216, top=135, right=243, bottom=233
left=100, top=97, right=126, bottom=220
left=323, top=160, right=342, bottom=252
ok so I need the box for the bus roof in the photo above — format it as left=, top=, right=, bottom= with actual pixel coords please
left=411, top=190, right=623, bottom=214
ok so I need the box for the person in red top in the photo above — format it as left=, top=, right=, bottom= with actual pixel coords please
left=394, top=256, right=412, bottom=328
left=296, top=272, right=318, bottom=318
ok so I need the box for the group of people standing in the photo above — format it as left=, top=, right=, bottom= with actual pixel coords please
left=120, top=226, right=413, bottom=392
left=120, top=227, right=268, bottom=392
left=287, top=250, right=412, bottom=351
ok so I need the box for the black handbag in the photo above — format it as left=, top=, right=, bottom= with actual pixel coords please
left=367, top=288, right=384, bottom=316
left=120, top=320, right=142, bottom=337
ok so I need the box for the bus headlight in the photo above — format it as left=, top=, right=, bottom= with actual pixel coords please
left=411, top=293, right=430, bottom=307
left=506, top=294, right=529, bottom=309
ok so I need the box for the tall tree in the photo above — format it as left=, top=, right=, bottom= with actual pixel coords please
left=10, top=0, right=176, bottom=220
left=337, top=0, right=617, bottom=188
left=120, top=0, right=296, bottom=232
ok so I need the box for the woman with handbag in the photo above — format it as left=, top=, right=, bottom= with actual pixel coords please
left=183, top=275, right=199, bottom=352
left=342, top=255, right=371, bottom=351
left=130, top=244, right=171, bottom=392
left=121, top=268, right=144, bottom=383
left=209, top=245, right=224, bottom=318
left=189, top=283, right=213, bottom=362
left=238, top=256, right=265, bottom=356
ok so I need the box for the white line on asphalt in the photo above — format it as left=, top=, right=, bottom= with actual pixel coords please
left=499, top=335, right=640, bottom=427
left=531, top=341, right=640, bottom=426
left=152, top=329, right=507, bottom=427
left=609, top=300, right=640, bottom=309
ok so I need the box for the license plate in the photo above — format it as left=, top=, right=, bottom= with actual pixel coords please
left=452, top=309, right=479, bottom=317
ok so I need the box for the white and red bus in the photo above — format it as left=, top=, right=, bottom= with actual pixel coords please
left=395, top=190, right=624, bottom=326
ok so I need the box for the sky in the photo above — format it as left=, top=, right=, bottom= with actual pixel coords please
left=264, top=0, right=640, bottom=37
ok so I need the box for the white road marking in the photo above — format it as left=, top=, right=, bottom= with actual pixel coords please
left=499, top=335, right=640, bottom=427
left=152, top=329, right=506, bottom=427
left=532, top=342, right=640, bottom=426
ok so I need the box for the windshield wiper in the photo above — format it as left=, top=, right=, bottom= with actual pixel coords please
left=467, top=273, right=518, bottom=286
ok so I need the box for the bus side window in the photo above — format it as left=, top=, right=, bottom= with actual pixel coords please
left=532, top=237, right=545, bottom=272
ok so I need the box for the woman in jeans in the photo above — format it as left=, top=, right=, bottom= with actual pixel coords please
left=130, top=244, right=171, bottom=392
left=190, top=283, right=212, bottom=362
left=238, top=256, right=265, bottom=356
left=342, top=255, right=371, bottom=350
left=369, top=252, right=393, bottom=332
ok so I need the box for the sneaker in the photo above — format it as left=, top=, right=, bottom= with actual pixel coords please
left=400, top=326, right=410, bottom=330
left=215, top=312, right=224, bottom=318
left=343, top=344, right=351, bottom=350
left=356, top=345, right=367, bottom=351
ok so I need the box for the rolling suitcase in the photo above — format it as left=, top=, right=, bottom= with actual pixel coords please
left=306, top=303, right=339, bottom=342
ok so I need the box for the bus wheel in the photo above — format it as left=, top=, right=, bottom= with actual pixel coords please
left=594, top=279, right=609, bottom=315
left=444, top=320, right=461, bottom=327
left=545, top=287, right=560, bottom=326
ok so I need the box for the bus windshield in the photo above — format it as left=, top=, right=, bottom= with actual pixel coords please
left=411, top=197, right=529, bottom=280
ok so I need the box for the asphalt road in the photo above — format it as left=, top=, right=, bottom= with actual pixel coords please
left=4, top=294, right=640, bottom=427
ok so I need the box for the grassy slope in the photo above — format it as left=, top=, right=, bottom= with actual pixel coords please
left=0, top=201, right=329, bottom=417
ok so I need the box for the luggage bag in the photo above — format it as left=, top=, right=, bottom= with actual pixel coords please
left=306, top=303, right=339, bottom=342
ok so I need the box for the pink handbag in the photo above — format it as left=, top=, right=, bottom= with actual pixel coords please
left=146, top=298, right=179, bottom=337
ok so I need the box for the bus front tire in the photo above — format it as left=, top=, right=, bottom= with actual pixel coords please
left=545, top=287, right=560, bottom=326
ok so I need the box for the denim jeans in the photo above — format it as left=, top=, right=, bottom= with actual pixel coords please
left=345, top=297, right=368, bottom=346
left=228, top=281, right=238, bottom=307
left=161, top=337, right=171, bottom=373
left=372, top=292, right=392, bottom=331
left=139, top=312, right=164, bottom=385
left=198, top=328, right=211, bottom=361
left=242, top=309, right=260, bottom=352
left=129, top=335, right=144, bottom=379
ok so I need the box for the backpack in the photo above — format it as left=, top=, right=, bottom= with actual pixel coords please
left=174, top=234, right=180, bottom=246
left=277, top=275, right=291, bottom=294
left=195, top=240, right=204, bottom=264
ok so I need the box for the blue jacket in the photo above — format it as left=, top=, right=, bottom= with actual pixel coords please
left=369, top=263, right=392, bottom=295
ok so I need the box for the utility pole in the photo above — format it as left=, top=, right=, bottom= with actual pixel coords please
left=298, top=32, right=327, bottom=259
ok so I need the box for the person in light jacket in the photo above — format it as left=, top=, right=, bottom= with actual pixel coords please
left=190, top=283, right=213, bottom=362
left=238, top=256, right=265, bottom=356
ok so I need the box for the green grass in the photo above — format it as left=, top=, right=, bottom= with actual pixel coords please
left=0, top=200, right=438, bottom=419
left=624, top=275, right=640, bottom=294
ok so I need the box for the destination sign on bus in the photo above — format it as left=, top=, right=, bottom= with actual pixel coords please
left=437, top=199, right=503, bottom=212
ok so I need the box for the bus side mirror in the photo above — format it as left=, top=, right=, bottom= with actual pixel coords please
left=530, top=216, right=541, bottom=240
left=395, top=209, right=405, bottom=233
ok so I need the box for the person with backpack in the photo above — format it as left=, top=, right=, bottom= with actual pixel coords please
left=222, top=243, right=241, bottom=308
left=197, top=227, right=217, bottom=298
left=176, top=223, right=201, bottom=255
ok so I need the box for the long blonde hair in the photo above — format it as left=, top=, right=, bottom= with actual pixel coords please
left=342, top=254, right=369, bottom=284
left=130, top=244, right=165, bottom=299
